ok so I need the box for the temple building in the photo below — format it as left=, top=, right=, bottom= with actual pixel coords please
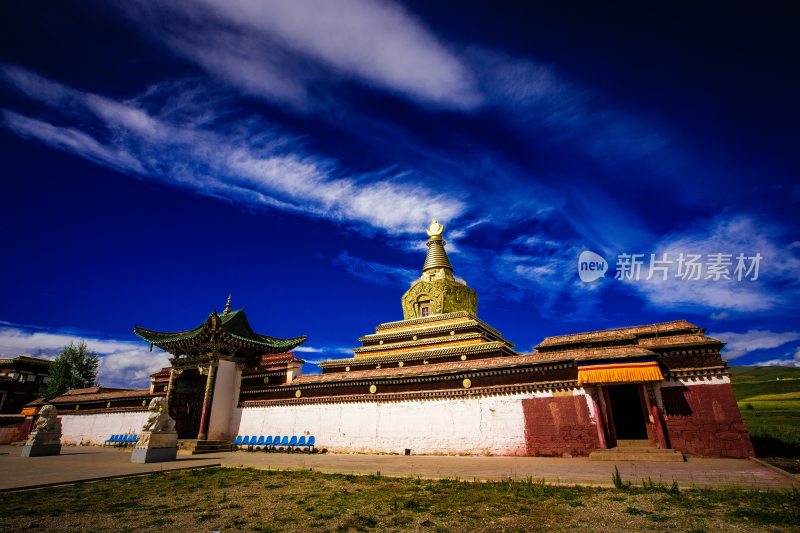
left=0, top=355, right=52, bottom=414
left=25, top=221, right=753, bottom=459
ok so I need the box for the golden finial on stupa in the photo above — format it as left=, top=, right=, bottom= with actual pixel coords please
left=422, top=219, right=453, bottom=273
left=426, top=219, right=444, bottom=238
left=223, top=294, right=232, bottom=315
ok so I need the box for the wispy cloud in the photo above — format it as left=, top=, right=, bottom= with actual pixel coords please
left=1, top=65, right=465, bottom=234
left=713, top=329, right=800, bottom=360
left=485, top=233, right=606, bottom=320
left=295, top=344, right=355, bottom=359
left=114, top=0, right=479, bottom=110
left=624, top=215, right=800, bottom=312
left=0, top=321, right=169, bottom=388
left=335, top=251, right=417, bottom=286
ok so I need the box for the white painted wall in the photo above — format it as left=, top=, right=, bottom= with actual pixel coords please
left=60, top=411, right=149, bottom=445
left=234, top=391, right=555, bottom=456
left=208, top=360, right=240, bottom=440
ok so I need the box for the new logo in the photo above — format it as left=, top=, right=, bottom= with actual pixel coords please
left=578, top=251, right=607, bottom=282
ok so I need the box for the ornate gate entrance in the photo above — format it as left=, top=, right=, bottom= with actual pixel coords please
left=170, top=369, right=204, bottom=439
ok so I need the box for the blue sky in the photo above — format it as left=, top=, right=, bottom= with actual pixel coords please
left=1, top=1, right=799, bottom=387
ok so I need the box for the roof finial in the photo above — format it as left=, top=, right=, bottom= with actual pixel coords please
left=422, top=219, right=453, bottom=273
left=223, top=294, right=232, bottom=315
left=426, top=219, right=444, bottom=238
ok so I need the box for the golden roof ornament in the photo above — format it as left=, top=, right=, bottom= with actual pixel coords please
left=426, top=219, right=444, bottom=238
left=223, top=294, right=232, bottom=316
left=422, top=219, right=453, bottom=273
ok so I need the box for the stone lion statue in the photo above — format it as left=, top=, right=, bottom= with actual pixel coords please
left=33, top=404, right=60, bottom=432
left=141, top=397, right=176, bottom=433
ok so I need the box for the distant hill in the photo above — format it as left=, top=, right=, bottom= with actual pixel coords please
left=728, top=365, right=800, bottom=382
left=729, top=366, right=800, bottom=401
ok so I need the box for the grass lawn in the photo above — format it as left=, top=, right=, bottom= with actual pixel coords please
left=730, top=366, right=800, bottom=470
left=0, top=467, right=798, bottom=532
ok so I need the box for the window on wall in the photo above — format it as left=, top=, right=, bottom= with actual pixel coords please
left=419, top=301, right=430, bottom=317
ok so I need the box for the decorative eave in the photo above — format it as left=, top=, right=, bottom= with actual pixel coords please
left=0, top=355, right=54, bottom=367
left=242, top=353, right=306, bottom=373
left=133, top=307, right=306, bottom=357
left=27, top=388, right=154, bottom=407
left=374, top=311, right=472, bottom=331
left=318, top=341, right=517, bottom=368
left=536, top=319, right=701, bottom=350
left=241, top=380, right=579, bottom=408
left=359, top=320, right=490, bottom=343
left=272, top=354, right=574, bottom=387
left=530, top=345, right=656, bottom=364
left=662, top=366, right=729, bottom=380
left=638, top=335, right=724, bottom=349
left=366, top=312, right=508, bottom=344
left=354, top=332, right=486, bottom=355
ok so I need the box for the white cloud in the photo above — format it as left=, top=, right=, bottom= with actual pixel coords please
left=713, top=329, right=800, bottom=360
left=710, top=311, right=729, bottom=320
left=115, top=0, right=479, bottom=109
left=295, top=345, right=355, bottom=358
left=2, top=111, right=145, bottom=175
left=626, top=215, right=800, bottom=312
left=750, top=348, right=800, bottom=368
left=0, top=322, right=169, bottom=388
left=1, top=65, right=465, bottom=234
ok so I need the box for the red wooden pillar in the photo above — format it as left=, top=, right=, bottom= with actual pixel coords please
left=645, top=385, right=669, bottom=449
left=589, top=388, right=608, bottom=449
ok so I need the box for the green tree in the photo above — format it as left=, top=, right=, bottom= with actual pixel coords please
left=43, top=341, right=100, bottom=400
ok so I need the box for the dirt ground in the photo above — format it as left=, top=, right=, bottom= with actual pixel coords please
left=0, top=467, right=797, bottom=532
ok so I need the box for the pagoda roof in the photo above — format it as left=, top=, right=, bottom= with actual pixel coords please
left=134, top=307, right=306, bottom=357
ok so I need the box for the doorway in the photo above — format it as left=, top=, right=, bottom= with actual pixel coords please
left=607, top=384, right=648, bottom=441
left=170, top=369, right=204, bottom=439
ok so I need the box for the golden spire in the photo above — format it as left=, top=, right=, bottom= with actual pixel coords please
left=422, top=220, right=453, bottom=273
left=223, top=294, right=232, bottom=316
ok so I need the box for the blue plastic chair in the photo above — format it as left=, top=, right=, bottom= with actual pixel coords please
left=254, top=435, right=266, bottom=450
left=125, top=434, right=135, bottom=447
left=288, top=435, right=298, bottom=452
left=104, top=434, right=117, bottom=447
left=240, top=435, right=250, bottom=449
left=264, top=435, right=273, bottom=451
left=130, top=434, right=139, bottom=445
left=297, top=435, right=307, bottom=447
left=233, top=435, right=244, bottom=450
left=279, top=435, right=289, bottom=449
left=306, top=435, right=316, bottom=452
left=248, top=435, right=258, bottom=451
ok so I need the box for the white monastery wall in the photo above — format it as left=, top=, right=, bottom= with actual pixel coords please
left=235, top=391, right=554, bottom=455
left=60, top=411, right=149, bottom=445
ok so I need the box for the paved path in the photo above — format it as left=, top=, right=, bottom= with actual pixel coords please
left=0, top=445, right=220, bottom=491
left=1, top=445, right=796, bottom=491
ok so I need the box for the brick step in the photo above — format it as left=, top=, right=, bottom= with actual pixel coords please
left=614, top=439, right=652, bottom=448
left=590, top=448, right=684, bottom=462
left=178, top=439, right=231, bottom=451
left=191, top=447, right=231, bottom=455
left=191, top=440, right=232, bottom=455
left=194, top=440, right=230, bottom=447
